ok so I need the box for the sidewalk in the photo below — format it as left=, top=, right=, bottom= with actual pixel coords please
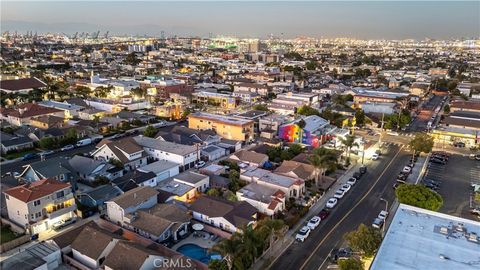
left=252, top=159, right=369, bottom=270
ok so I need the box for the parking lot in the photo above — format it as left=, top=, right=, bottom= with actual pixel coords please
left=423, top=153, right=480, bottom=219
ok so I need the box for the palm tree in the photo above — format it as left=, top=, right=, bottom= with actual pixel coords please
left=211, top=234, right=242, bottom=270
left=256, top=219, right=285, bottom=250
left=339, top=135, right=358, bottom=159
left=308, top=147, right=338, bottom=183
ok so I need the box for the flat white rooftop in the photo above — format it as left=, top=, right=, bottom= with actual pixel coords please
left=371, top=204, right=480, bottom=270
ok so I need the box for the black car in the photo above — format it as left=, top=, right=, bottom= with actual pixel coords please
left=424, top=183, right=439, bottom=191
left=393, top=182, right=404, bottom=189
left=353, top=172, right=362, bottom=179
left=397, top=172, right=408, bottom=181
left=329, top=247, right=353, bottom=263
left=430, top=158, right=446, bottom=165
left=359, top=165, right=367, bottom=174
left=453, top=142, right=466, bottom=148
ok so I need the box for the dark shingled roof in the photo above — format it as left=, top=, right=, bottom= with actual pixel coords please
left=0, top=78, right=46, bottom=91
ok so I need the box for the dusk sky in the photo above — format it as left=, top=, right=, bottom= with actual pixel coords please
left=1, top=1, right=479, bottom=39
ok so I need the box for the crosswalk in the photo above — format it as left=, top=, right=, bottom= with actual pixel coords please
left=470, top=165, right=480, bottom=184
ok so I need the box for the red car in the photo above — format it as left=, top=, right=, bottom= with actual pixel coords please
left=319, top=209, right=330, bottom=220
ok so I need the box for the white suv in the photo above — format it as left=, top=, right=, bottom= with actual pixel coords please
left=326, top=198, right=338, bottom=208
left=307, top=216, right=321, bottom=230
left=295, top=226, right=311, bottom=242
left=334, top=189, right=346, bottom=199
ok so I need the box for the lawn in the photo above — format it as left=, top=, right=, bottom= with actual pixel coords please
left=3, top=149, right=37, bottom=160
left=0, top=225, right=19, bottom=244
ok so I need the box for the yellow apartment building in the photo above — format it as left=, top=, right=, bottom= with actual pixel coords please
left=188, top=112, right=254, bottom=141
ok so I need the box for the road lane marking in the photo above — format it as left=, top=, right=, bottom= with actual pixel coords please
left=298, top=146, right=405, bottom=270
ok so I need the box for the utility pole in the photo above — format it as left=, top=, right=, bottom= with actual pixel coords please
left=379, top=112, right=385, bottom=145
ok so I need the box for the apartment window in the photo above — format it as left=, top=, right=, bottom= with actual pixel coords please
left=33, top=200, right=41, bottom=206
left=30, top=214, right=34, bottom=219
left=56, top=191, right=65, bottom=199
left=35, top=212, right=42, bottom=218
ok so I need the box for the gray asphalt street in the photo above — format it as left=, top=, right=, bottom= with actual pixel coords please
left=269, top=145, right=412, bottom=270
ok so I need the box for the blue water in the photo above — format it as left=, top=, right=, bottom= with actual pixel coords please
left=176, top=243, right=221, bottom=264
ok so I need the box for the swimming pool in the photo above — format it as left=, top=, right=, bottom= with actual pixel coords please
left=176, top=243, right=221, bottom=264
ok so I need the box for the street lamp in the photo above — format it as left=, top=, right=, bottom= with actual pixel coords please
left=380, top=198, right=388, bottom=235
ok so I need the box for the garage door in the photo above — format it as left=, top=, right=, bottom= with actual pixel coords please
left=157, top=171, right=170, bottom=182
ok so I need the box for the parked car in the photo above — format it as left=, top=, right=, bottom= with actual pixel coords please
left=372, top=217, right=384, bottom=229
left=195, top=160, right=206, bottom=169
left=453, top=141, right=465, bottom=148
left=393, top=182, right=404, bottom=189
left=295, top=226, right=311, bottom=242
left=52, top=216, right=77, bottom=231
left=329, top=247, right=353, bottom=263
left=347, top=177, right=357, bottom=186
left=40, top=150, right=55, bottom=157
left=307, top=216, right=321, bottom=230
left=402, top=166, right=412, bottom=174
left=340, top=184, right=351, bottom=193
left=397, top=172, right=408, bottom=181
left=378, top=210, right=388, bottom=220
left=76, top=138, right=93, bottom=147
left=371, top=153, right=379, bottom=160
left=353, top=172, right=362, bottom=179
left=359, top=165, right=367, bottom=174
left=334, top=189, right=346, bottom=199
left=326, top=198, right=338, bottom=208
left=61, top=144, right=75, bottom=151
left=22, top=153, right=38, bottom=161
left=430, top=158, right=446, bottom=165
left=319, top=209, right=330, bottom=219
left=470, top=208, right=480, bottom=216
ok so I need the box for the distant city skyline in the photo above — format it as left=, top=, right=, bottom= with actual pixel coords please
left=1, top=1, right=479, bottom=39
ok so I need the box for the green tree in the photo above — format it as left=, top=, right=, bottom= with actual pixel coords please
left=308, top=147, right=338, bottom=182
left=340, top=135, right=358, bottom=159
left=109, top=158, right=124, bottom=169
left=125, top=52, right=141, bottom=65
left=443, top=104, right=450, bottom=114
left=206, top=188, right=221, bottom=197
left=297, top=105, right=320, bottom=116
left=344, top=224, right=382, bottom=257
left=38, top=137, right=57, bottom=150
left=252, top=104, right=269, bottom=111
left=143, top=125, right=158, bottom=138
left=130, top=87, right=147, bottom=99
left=305, top=61, right=317, bottom=70
left=408, top=132, right=434, bottom=159
left=208, top=260, right=228, bottom=270
left=297, top=119, right=306, bottom=129
left=75, top=86, right=92, bottom=98
left=338, top=258, right=364, bottom=270
left=211, top=235, right=241, bottom=270
left=395, top=184, right=443, bottom=211
left=228, top=170, right=241, bottom=192
left=61, top=128, right=78, bottom=145
left=354, top=109, right=366, bottom=127
left=181, top=107, right=192, bottom=119
left=93, top=86, right=111, bottom=98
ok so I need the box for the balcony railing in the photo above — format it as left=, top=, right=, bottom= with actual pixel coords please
left=46, top=205, right=77, bottom=219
